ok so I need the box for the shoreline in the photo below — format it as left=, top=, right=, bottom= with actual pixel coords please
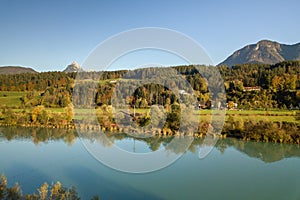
left=1, top=119, right=299, bottom=145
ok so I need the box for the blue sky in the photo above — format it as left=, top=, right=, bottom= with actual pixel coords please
left=0, top=0, right=299, bottom=71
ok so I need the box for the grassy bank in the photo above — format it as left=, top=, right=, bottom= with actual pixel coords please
left=0, top=105, right=299, bottom=144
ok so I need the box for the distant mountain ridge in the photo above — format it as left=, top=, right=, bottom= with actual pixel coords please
left=2, top=40, right=300, bottom=73
left=0, top=66, right=37, bottom=74
left=218, top=40, right=300, bottom=66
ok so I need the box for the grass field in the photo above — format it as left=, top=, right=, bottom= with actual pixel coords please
left=0, top=91, right=298, bottom=123
left=7, top=107, right=300, bottom=123
left=0, top=91, right=27, bottom=107
left=82, top=108, right=297, bottom=123
left=196, top=109, right=296, bottom=115
left=195, top=109, right=297, bottom=123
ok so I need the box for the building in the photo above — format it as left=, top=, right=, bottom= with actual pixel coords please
left=243, top=86, right=261, bottom=92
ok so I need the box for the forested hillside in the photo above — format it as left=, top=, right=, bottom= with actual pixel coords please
left=0, top=60, right=299, bottom=110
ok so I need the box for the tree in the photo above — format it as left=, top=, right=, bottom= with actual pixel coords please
left=138, top=113, right=151, bottom=127
left=0, top=174, right=7, bottom=199
left=96, top=105, right=113, bottom=127
left=150, top=105, right=166, bottom=128
left=66, top=186, right=80, bottom=200
left=64, top=103, right=74, bottom=122
left=31, top=106, right=49, bottom=125
left=166, top=103, right=181, bottom=131
left=38, top=183, right=48, bottom=200
left=3, top=108, right=17, bottom=125
left=139, top=98, right=148, bottom=108
left=295, top=111, right=300, bottom=122
left=6, top=183, right=22, bottom=200
left=227, top=101, right=235, bottom=110
left=0, top=175, right=83, bottom=200
left=49, top=181, right=62, bottom=200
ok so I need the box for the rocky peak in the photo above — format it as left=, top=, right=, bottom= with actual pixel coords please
left=218, top=40, right=300, bottom=66
left=63, top=61, right=82, bottom=73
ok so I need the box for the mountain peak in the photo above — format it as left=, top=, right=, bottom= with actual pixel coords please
left=63, top=61, right=82, bottom=73
left=218, top=40, right=300, bottom=66
left=257, top=39, right=277, bottom=44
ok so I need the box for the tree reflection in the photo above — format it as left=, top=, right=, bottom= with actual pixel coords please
left=1, top=127, right=300, bottom=163
left=218, top=138, right=300, bottom=163
left=0, top=127, right=78, bottom=146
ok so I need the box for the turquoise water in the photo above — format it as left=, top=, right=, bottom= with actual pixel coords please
left=1, top=127, right=300, bottom=199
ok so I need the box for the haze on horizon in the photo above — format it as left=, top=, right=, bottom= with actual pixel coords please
left=0, top=0, right=299, bottom=71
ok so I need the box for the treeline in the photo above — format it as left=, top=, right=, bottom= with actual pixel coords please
left=223, top=117, right=300, bottom=144
left=0, top=61, right=300, bottom=109
left=0, top=72, right=74, bottom=91
left=0, top=105, right=74, bottom=128
left=0, top=70, right=126, bottom=91
left=219, top=60, right=300, bottom=89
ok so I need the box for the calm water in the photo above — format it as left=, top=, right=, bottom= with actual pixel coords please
left=1, top=127, right=300, bottom=200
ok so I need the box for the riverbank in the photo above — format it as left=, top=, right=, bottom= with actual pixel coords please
left=0, top=104, right=299, bottom=144
left=1, top=117, right=299, bottom=145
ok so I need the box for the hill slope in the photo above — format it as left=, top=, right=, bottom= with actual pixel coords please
left=0, top=66, right=37, bottom=74
left=218, top=40, right=300, bottom=66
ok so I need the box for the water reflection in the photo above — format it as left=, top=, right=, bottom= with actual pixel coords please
left=0, top=126, right=78, bottom=145
left=216, top=138, right=300, bottom=163
left=0, top=126, right=300, bottom=163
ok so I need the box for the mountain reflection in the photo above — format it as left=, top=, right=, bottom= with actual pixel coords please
left=1, top=127, right=300, bottom=163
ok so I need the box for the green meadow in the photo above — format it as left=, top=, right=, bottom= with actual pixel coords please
left=0, top=91, right=27, bottom=107
left=0, top=91, right=298, bottom=123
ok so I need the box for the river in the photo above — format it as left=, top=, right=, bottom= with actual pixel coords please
left=0, top=127, right=300, bottom=199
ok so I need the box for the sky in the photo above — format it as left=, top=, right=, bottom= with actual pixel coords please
left=0, top=0, right=299, bottom=71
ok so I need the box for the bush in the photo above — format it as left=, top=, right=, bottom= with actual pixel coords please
left=0, top=174, right=85, bottom=200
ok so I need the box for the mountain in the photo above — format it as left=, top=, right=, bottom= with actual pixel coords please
left=0, top=66, right=37, bottom=74
left=63, top=61, right=82, bottom=73
left=218, top=40, right=300, bottom=66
